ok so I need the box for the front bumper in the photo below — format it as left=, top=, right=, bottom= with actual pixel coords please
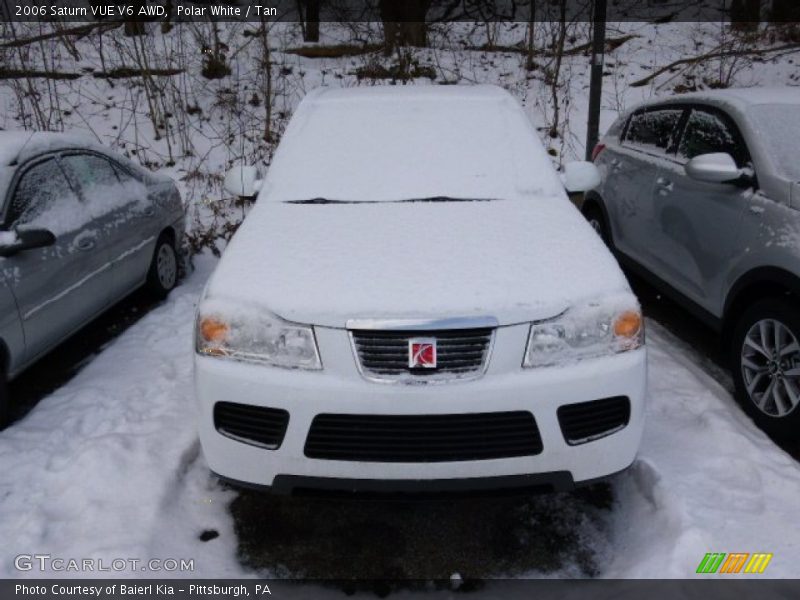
left=194, top=324, right=646, bottom=491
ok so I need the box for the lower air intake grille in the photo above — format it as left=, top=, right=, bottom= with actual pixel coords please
left=214, top=402, right=289, bottom=449
left=304, top=411, right=543, bottom=462
left=557, top=396, right=630, bottom=445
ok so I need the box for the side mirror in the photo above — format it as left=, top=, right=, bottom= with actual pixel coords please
left=685, top=153, right=742, bottom=184
left=563, top=161, right=601, bottom=193
left=0, top=228, right=56, bottom=258
left=223, top=165, right=263, bottom=199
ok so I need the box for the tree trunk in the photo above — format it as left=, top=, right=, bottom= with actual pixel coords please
left=525, top=2, right=536, bottom=71
left=304, top=0, right=320, bottom=42
left=124, top=21, right=146, bottom=37
left=123, top=1, right=147, bottom=36
left=380, top=0, right=429, bottom=55
left=731, top=0, right=760, bottom=31
left=771, top=0, right=800, bottom=22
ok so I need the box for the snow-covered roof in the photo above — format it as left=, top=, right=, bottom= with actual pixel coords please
left=629, top=87, right=800, bottom=116
left=260, top=84, right=564, bottom=203
left=0, top=131, right=100, bottom=166
left=674, top=87, right=800, bottom=108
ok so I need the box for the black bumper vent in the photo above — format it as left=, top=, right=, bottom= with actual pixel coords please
left=304, top=411, right=543, bottom=462
left=214, top=402, right=289, bottom=449
left=557, top=396, right=630, bottom=445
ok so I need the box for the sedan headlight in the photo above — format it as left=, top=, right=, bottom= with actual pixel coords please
left=523, top=304, right=643, bottom=368
left=195, top=301, right=321, bottom=370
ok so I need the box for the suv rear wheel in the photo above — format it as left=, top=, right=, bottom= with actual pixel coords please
left=731, top=297, right=800, bottom=439
left=0, top=372, right=8, bottom=430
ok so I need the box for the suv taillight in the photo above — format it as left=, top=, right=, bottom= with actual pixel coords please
left=591, top=143, right=606, bottom=162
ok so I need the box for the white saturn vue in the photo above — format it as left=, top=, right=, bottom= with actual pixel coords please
left=193, top=85, right=647, bottom=495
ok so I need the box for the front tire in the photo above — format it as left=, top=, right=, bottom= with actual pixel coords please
left=731, top=297, right=800, bottom=439
left=145, top=234, right=179, bottom=300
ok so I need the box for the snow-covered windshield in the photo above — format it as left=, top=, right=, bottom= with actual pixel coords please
left=263, top=87, right=565, bottom=203
left=749, top=104, right=800, bottom=181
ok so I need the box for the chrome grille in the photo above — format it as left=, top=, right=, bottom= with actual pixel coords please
left=350, top=328, right=493, bottom=381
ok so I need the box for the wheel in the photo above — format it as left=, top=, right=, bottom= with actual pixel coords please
left=731, top=297, right=800, bottom=439
left=0, top=372, right=9, bottom=431
left=145, top=234, right=179, bottom=300
left=583, top=203, right=610, bottom=247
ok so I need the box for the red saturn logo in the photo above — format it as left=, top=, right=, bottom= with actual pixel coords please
left=409, top=338, right=437, bottom=369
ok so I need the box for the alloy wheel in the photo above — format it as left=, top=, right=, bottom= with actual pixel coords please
left=741, top=318, right=800, bottom=418
left=156, top=244, right=177, bottom=290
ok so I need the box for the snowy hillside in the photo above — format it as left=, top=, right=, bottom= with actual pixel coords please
left=2, top=20, right=799, bottom=251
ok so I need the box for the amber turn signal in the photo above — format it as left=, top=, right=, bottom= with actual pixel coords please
left=200, top=317, right=229, bottom=342
left=613, top=310, right=642, bottom=338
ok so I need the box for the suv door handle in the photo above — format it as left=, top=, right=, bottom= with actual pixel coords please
left=76, top=237, right=96, bottom=251
left=142, top=206, right=155, bottom=217
left=656, top=177, right=674, bottom=193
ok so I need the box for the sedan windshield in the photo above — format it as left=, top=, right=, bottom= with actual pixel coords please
left=749, top=104, right=800, bottom=181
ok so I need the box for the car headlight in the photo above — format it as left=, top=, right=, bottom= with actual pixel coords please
left=523, top=304, right=644, bottom=368
left=195, top=300, right=321, bottom=370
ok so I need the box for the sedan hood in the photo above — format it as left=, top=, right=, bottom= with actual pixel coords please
left=205, top=197, right=631, bottom=328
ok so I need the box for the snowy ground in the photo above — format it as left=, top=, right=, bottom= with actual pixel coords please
left=1, top=258, right=799, bottom=581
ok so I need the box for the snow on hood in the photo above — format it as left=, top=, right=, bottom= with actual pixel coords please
left=204, top=197, right=631, bottom=328
left=205, top=85, right=633, bottom=327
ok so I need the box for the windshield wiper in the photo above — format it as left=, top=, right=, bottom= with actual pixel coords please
left=285, top=197, right=498, bottom=205
left=286, top=198, right=350, bottom=205
left=396, top=197, right=496, bottom=203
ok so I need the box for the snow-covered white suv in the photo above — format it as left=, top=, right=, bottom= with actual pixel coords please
left=194, top=85, right=646, bottom=495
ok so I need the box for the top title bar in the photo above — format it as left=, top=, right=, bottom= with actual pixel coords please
left=1, top=0, right=799, bottom=23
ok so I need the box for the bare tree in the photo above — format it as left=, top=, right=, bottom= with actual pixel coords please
left=380, top=0, right=431, bottom=56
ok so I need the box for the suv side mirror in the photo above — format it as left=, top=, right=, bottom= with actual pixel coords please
left=223, top=165, right=264, bottom=199
left=563, top=161, right=601, bottom=193
left=0, top=228, right=56, bottom=258
left=685, top=153, right=743, bottom=184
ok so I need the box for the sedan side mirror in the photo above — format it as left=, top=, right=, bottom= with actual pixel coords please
left=563, top=161, right=601, bottom=193
left=0, top=228, right=56, bottom=258
left=223, top=165, right=264, bottom=199
left=685, top=153, right=743, bottom=184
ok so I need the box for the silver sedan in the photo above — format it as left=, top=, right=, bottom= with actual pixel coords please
left=0, top=132, right=185, bottom=426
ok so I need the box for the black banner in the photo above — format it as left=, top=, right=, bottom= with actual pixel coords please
left=4, top=580, right=800, bottom=600
left=1, top=0, right=800, bottom=23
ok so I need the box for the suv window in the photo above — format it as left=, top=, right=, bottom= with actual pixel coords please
left=677, top=108, right=749, bottom=167
left=7, top=158, right=86, bottom=234
left=623, top=108, right=684, bottom=154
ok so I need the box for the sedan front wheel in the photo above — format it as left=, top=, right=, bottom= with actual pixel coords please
left=732, top=297, right=800, bottom=439
left=146, top=234, right=179, bottom=300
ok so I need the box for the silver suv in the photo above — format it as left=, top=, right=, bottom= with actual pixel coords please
left=586, top=88, right=800, bottom=438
